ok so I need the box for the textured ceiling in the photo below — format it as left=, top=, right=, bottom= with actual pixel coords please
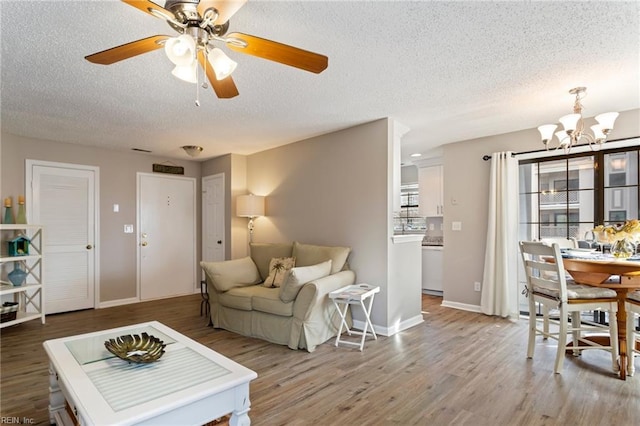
left=1, top=1, right=639, bottom=164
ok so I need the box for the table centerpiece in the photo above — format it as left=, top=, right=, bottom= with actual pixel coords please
left=593, top=219, right=640, bottom=259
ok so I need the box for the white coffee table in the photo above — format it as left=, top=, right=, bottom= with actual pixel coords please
left=43, top=321, right=257, bottom=425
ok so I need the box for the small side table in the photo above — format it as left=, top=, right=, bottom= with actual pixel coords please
left=329, top=283, right=380, bottom=351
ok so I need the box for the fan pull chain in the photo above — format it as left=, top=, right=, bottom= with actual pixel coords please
left=195, top=53, right=200, bottom=107
left=202, top=50, right=209, bottom=90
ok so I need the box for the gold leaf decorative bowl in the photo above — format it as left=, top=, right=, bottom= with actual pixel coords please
left=104, top=332, right=166, bottom=363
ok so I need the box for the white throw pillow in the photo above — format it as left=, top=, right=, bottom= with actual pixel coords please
left=279, top=259, right=332, bottom=302
left=263, top=257, right=296, bottom=288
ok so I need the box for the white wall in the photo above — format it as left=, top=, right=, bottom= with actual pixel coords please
left=246, top=119, right=392, bottom=326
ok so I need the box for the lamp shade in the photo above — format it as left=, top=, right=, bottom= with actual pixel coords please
left=595, top=112, right=619, bottom=131
left=590, top=124, right=606, bottom=141
left=181, top=145, right=203, bottom=157
left=165, top=34, right=196, bottom=66
left=559, top=113, right=581, bottom=132
left=237, top=195, right=265, bottom=217
left=171, top=63, right=197, bottom=84
left=207, top=48, right=237, bottom=81
left=537, top=124, right=557, bottom=142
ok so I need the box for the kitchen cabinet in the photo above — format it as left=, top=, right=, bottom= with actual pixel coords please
left=422, top=246, right=443, bottom=294
left=1, top=224, right=45, bottom=328
left=419, top=165, right=443, bottom=217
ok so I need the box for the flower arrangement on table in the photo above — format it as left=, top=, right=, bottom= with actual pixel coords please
left=593, top=219, right=640, bottom=258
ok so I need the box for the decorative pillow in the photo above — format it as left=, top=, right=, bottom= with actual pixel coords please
left=279, top=260, right=332, bottom=303
left=249, top=243, right=294, bottom=281
left=200, top=257, right=261, bottom=293
left=292, top=242, right=351, bottom=274
left=263, top=257, right=296, bottom=288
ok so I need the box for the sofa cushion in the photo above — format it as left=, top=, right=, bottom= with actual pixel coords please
left=292, top=242, right=350, bottom=274
left=201, top=257, right=261, bottom=292
left=250, top=243, right=294, bottom=281
left=218, top=286, right=256, bottom=311
left=279, top=260, right=332, bottom=303
left=252, top=287, right=294, bottom=317
left=263, top=257, right=296, bottom=287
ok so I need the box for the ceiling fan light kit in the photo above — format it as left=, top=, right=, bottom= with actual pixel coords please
left=171, top=62, right=198, bottom=83
left=207, top=47, right=237, bottom=81
left=85, top=0, right=329, bottom=101
left=537, top=87, right=619, bottom=153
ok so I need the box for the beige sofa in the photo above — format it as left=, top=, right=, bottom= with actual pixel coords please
left=200, top=242, right=355, bottom=352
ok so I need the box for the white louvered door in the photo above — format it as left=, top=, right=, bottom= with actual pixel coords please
left=29, top=162, right=97, bottom=314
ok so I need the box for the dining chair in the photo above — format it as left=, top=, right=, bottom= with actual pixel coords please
left=626, top=290, right=640, bottom=376
left=540, top=237, right=578, bottom=249
left=519, top=241, right=619, bottom=374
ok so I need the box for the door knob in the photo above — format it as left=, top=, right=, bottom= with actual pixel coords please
left=141, top=242, right=148, bottom=246
left=86, top=244, right=93, bottom=250
left=217, top=240, right=222, bottom=244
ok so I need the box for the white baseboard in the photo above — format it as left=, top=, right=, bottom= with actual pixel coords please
left=98, top=297, right=139, bottom=309
left=440, top=299, right=482, bottom=313
left=353, top=314, right=424, bottom=337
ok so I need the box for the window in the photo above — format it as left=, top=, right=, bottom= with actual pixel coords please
left=394, top=184, right=426, bottom=234
left=519, top=147, right=639, bottom=241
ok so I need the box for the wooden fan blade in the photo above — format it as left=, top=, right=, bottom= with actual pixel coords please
left=121, top=0, right=173, bottom=19
left=85, top=35, right=169, bottom=65
left=197, top=51, right=239, bottom=99
left=197, top=0, right=247, bottom=25
left=226, top=32, right=328, bottom=74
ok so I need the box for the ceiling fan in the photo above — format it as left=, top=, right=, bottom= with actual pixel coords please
left=85, top=0, right=328, bottom=99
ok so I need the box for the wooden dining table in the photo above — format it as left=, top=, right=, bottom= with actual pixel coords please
left=561, top=255, right=640, bottom=380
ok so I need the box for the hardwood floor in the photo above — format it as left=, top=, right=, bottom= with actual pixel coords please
left=1, top=294, right=639, bottom=425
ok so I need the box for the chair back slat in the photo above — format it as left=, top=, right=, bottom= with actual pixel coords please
left=519, top=241, right=568, bottom=302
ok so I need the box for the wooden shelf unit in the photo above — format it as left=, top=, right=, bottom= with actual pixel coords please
left=0, top=224, right=45, bottom=328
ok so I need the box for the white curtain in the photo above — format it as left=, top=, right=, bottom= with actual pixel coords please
left=481, top=151, right=519, bottom=318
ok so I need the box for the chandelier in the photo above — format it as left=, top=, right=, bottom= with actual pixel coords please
left=537, top=87, right=619, bottom=152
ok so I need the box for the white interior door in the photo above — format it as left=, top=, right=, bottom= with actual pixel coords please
left=138, top=173, right=196, bottom=300
left=202, top=174, right=225, bottom=265
left=28, top=161, right=98, bottom=314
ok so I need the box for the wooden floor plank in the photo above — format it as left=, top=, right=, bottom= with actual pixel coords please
left=1, top=294, right=639, bottom=425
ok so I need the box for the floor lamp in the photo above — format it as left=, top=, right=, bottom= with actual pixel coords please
left=237, top=194, right=265, bottom=243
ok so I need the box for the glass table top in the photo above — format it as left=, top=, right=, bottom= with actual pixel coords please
left=64, top=324, right=176, bottom=365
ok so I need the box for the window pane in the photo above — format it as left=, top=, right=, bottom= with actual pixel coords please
left=568, top=156, right=595, bottom=190
left=604, top=187, right=638, bottom=225
left=605, top=152, right=638, bottom=186
left=519, top=193, right=538, bottom=223
left=575, top=190, right=594, bottom=222
left=519, top=163, right=537, bottom=193
left=541, top=223, right=567, bottom=239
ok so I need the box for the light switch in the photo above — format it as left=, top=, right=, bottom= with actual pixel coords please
left=429, top=223, right=435, bottom=231
left=452, top=221, right=462, bottom=231
left=113, top=204, right=119, bottom=213
left=124, top=224, right=134, bottom=233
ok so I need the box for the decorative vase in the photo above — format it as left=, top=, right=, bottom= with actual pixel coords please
left=3, top=197, right=14, bottom=224
left=16, top=195, right=26, bottom=224
left=8, top=262, right=27, bottom=286
left=611, top=238, right=635, bottom=259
